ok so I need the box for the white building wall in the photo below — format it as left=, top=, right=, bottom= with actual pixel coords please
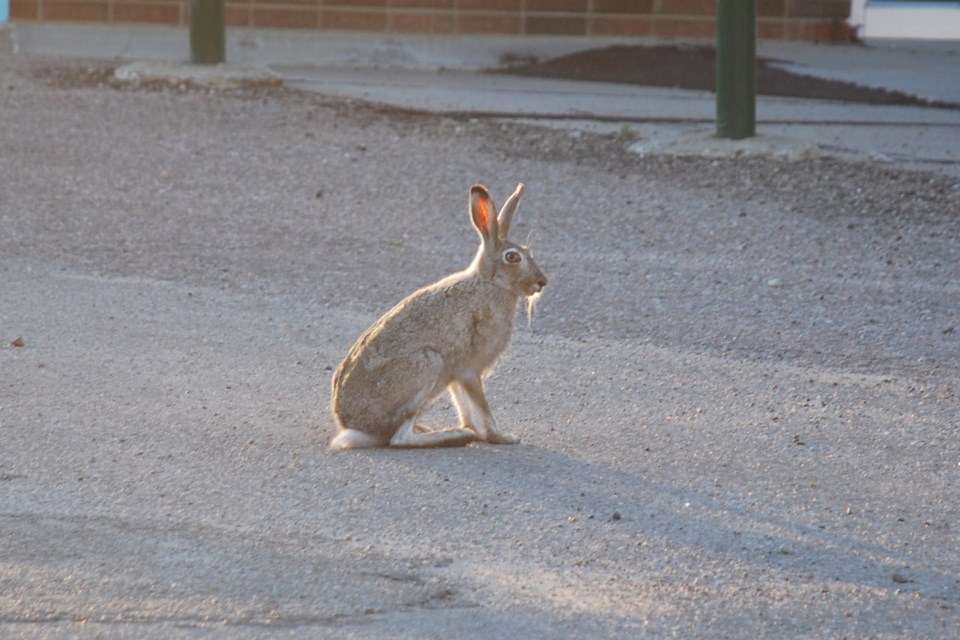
left=851, top=0, right=960, bottom=39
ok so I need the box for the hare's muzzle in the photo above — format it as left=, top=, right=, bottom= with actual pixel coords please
left=516, top=248, right=546, bottom=296
left=527, top=273, right=547, bottom=295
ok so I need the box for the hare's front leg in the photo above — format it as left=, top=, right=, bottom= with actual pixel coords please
left=450, top=377, right=520, bottom=445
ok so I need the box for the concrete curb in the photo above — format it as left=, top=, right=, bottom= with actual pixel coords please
left=113, top=60, right=283, bottom=89
left=629, top=129, right=821, bottom=161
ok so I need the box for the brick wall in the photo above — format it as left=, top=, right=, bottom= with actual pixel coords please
left=11, top=0, right=854, bottom=42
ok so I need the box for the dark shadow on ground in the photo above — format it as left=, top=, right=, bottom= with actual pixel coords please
left=500, top=44, right=959, bottom=110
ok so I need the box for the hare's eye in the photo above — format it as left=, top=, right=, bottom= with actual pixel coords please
left=503, top=249, right=522, bottom=264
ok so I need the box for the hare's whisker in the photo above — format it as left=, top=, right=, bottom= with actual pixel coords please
left=526, top=291, right=541, bottom=328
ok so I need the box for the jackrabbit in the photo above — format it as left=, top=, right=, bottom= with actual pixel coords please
left=330, top=183, right=547, bottom=450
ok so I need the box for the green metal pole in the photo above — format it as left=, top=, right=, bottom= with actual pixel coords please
left=716, top=0, right=756, bottom=139
left=190, top=0, right=225, bottom=65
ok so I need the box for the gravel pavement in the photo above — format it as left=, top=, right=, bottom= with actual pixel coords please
left=1, top=49, right=959, bottom=639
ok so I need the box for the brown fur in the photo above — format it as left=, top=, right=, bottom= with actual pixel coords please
left=330, top=183, right=546, bottom=450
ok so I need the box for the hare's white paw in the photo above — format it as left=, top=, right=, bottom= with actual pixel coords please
left=486, top=431, right=521, bottom=445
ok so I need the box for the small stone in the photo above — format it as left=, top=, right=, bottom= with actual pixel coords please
left=611, top=511, right=622, bottom=521
left=10, top=337, right=24, bottom=348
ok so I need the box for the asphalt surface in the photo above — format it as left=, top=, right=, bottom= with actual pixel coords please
left=2, top=24, right=959, bottom=639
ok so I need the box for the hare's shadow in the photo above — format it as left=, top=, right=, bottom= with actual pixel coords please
left=372, top=442, right=958, bottom=605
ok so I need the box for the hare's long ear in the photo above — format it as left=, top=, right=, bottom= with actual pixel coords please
left=470, top=184, right=500, bottom=249
left=497, top=182, right=524, bottom=240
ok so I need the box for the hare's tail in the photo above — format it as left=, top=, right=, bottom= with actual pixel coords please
left=329, top=428, right=381, bottom=451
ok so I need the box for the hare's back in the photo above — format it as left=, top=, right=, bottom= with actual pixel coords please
left=363, top=281, right=483, bottom=367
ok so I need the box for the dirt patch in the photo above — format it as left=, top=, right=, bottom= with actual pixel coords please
left=501, top=44, right=959, bottom=110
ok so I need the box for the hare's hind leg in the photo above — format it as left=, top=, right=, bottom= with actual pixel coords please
left=390, top=417, right=475, bottom=448
left=451, top=378, right=520, bottom=445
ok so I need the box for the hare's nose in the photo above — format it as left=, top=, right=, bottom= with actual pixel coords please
left=536, top=276, right=547, bottom=290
